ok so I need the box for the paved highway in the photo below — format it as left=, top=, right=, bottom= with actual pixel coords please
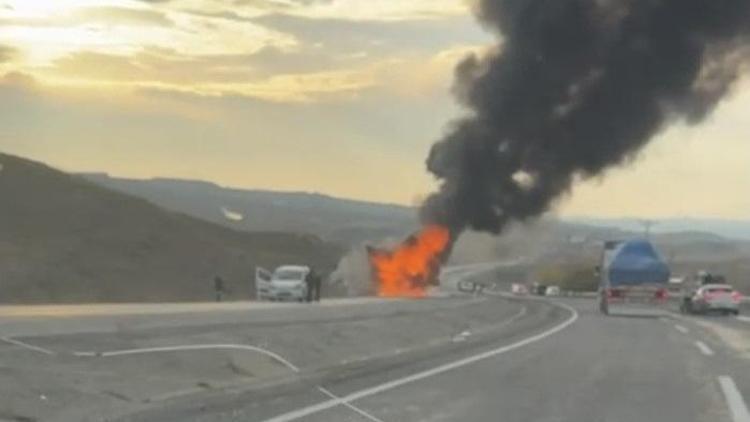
left=1, top=266, right=749, bottom=422
left=120, top=294, right=750, bottom=422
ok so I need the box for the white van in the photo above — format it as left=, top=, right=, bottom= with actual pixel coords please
left=256, top=265, right=310, bottom=302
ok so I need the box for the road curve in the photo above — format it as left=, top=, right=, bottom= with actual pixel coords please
left=122, top=294, right=750, bottom=422
left=3, top=263, right=749, bottom=422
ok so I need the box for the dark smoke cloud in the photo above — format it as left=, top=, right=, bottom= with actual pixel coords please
left=421, top=0, right=750, bottom=236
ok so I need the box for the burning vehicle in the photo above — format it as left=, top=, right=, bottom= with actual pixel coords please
left=368, top=225, right=451, bottom=298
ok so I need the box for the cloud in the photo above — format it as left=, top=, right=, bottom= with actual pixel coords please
left=0, top=6, right=173, bottom=28
left=43, top=46, right=382, bottom=102
left=225, top=0, right=466, bottom=20
left=1, top=70, right=36, bottom=88
left=73, top=6, right=173, bottom=27
left=47, top=44, right=356, bottom=84
left=250, top=13, right=489, bottom=55
left=0, top=44, right=17, bottom=63
left=182, top=9, right=255, bottom=23
left=231, top=0, right=334, bottom=10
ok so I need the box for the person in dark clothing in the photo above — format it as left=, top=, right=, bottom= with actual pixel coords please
left=305, top=271, right=315, bottom=303
left=214, top=276, right=225, bottom=302
left=312, top=271, right=322, bottom=302
left=305, top=270, right=322, bottom=303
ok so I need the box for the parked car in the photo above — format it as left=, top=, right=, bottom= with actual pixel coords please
left=545, top=285, right=561, bottom=296
left=511, top=283, right=529, bottom=295
left=256, top=265, right=310, bottom=302
left=458, top=280, right=478, bottom=293
left=681, top=284, right=742, bottom=315
left=532, top=283, right=548, bottom=296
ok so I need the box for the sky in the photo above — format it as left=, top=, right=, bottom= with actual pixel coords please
left=0, top=0, right=748, bottom=220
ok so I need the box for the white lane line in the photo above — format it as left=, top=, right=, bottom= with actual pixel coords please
left=719, top=376, right=750, bottom=422
left=674, top=324, right=689, bottom=334
left=317, top=387, right=386, bottom=422
left=260, top=302, right=579, bottom=422
left=738, top=316, right=750, bottom=323
left=695, top=341, right=715, bottom=356
left=74, top=344, right=299, bottom=372
left=0, top=336, right=55, bottom=355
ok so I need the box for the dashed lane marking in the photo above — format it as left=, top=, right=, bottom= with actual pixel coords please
left=695, top=340, right=715, bottom=356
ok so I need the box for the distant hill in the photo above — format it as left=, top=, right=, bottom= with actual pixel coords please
left=567, top=217, right=750, bottom=241
left=80, top=174, right=417, bottom=246
left=77, top=173, right=750, bottom=293
left=0, top=154, right=342, bottom=304
left=449, top=218, right=750, bottom=292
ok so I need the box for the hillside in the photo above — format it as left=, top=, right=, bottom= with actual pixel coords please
left=80, top=174, right=417, bottom=246
left=76, top=173, right=750, bottom=293
left=568, top=217, right=750, bottom=240
left=0, top=154, right=342, bottom=304
left=449, top=219, right=750, bottom=293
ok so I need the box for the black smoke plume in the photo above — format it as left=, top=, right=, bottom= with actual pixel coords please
left=422, top=0, right=750, bottom=235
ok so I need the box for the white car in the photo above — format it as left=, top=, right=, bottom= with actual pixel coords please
left=682, top=284, right=742, bottom=315
left=511, top=283, right=529, bottom=295
left=256, top=265, right=310, bottom=302
left=546, top=286, right=561, bottom=296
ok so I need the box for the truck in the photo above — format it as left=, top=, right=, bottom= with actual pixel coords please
left=598, top=240, right=671, bottom=315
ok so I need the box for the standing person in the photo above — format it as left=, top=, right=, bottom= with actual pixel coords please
left=305, top=270, right=315, bottom=303
left=214, top=276, right=225, bottom=302
left=312, top=270, right=322, bottom=302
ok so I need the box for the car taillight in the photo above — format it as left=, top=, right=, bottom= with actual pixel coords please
left=732, top=291, right=743, bottom=303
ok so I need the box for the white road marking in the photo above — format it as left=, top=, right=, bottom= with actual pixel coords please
left=719, top=376, right=750, bottom=422
left=317, top=386, right=386, bottom=422
left=0, top=336, right=55, bottom=355
left=674, top=324, right=689, bottom=334
left=695, top=340, right=715, bottom=356
left=74, top=344, right=299, bottom=372
left=738, top=316, right=750, bottom=323
left=260, top=302, right=579, bottom=422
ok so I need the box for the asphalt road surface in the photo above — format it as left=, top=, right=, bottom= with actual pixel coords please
left=1, top=267, right=749, bottom=422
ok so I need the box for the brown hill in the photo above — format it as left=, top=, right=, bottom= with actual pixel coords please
left=0, top=153, right=342, bottom=304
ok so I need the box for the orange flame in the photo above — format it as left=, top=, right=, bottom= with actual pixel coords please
left=369, top=225, right=451, bottom=298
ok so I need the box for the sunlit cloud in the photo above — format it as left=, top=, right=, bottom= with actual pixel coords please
left=3, top=0, right=487, bottom=103
left=74, top=6, right=173, bottom=26
left=0, top=0, right=747, bottom=217
left=178, top=0, right=468, bottom=21
left=0, top=44, right=17, bottom=63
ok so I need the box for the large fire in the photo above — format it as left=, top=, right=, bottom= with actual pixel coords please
left=368, top=225, right=451, bottom=298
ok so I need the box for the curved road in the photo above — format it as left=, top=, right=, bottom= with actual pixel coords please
left=119, top=293, right=750, bottom=422
left=2, top=267, right=749, bottom=422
